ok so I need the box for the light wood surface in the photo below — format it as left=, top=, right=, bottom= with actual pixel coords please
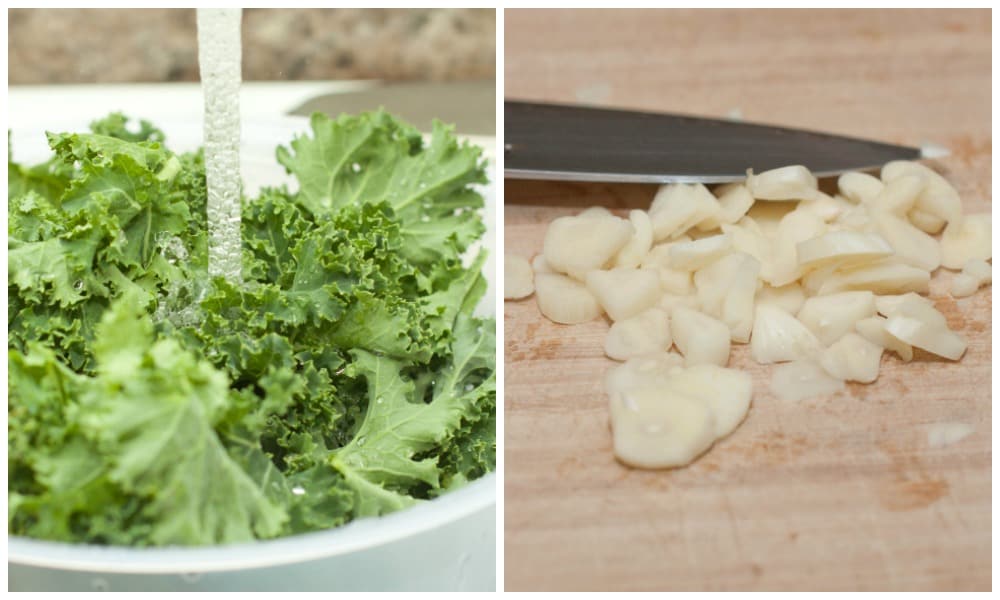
left=503, top=9, right=991, bottom=591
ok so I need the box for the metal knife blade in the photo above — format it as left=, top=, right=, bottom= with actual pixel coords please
left=504, top=101, right=921, bottom=184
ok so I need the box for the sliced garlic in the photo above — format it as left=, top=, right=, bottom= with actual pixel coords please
left=770, top=360, right=845, bottom=402
left=819, top=332, right=883, bottom=383
left=756, top=283, right=806, bottom=314
left=659, top=292, right=701, bottom=313
left=800, top=191, right=849, bottom=222
left=855, top=315, right=913, bottom=361
left=940, top=213, right=991, bottom=269
left=604, top=307, right=672, bottom=361
left=648, top=183, right=720, bottom=241
left=746, top=165, right=821, bottom=201
left=721, top=219, right=774, bottom=280
left=504, top=254, right=534, bottom=300
left=543, top=215, right=634, bottom=280
left=586, top=268, right=662, bottom=321
left=796, top=291, right=876, bottom=346
left=613, top=209, right=654, bottom=269
left=641, top=236, right=693, bottom=269
left=878, top=294, right=967, bottom=360
left=534, top=272, right=602, bottom=324
left=671, top=305, right=731, bottom=367
left=874, top=292, right=934, bottom=317
left=750, top=303, right=822, bottom=364
left=669, top=233, right=734, bottom=271
left=838, top=171, right=884, bottom=204
left=796, top=230, right=894, bottom=270
left=604, top=352, right=684, bottom=396
left=696, top=183, right=755, bottom=230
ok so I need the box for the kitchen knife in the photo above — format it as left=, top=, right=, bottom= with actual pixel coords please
left=505, top=101, right=921, bottom=184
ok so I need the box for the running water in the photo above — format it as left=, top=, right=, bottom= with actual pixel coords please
left=197, top=8, right=243, bottom=282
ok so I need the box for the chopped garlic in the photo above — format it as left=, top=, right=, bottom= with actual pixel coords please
left=696, top=183, right=755, bottom=230
left=796, top=230, right=894, bottom=270
left=669, top=233, right=733, bottom=271
left=963, top=258, right=992, bottom=284
left=534, top=273, right=602, bottom=324
left=648, top=183, right=719, bottom=241
left=604, top=308, right=672, bottom=361
left=908, top=209, right=946, bottom=234
left=543, top=215, right=634, bottom=280
left=884, top=314, right=967, bottom=360
left=881, top=160, right=963, bottom=226
left=746, top=165, right=821, bottom=201
left=531, top=253, right=555, bottom=274
left=578, top=205, right=614, bottom=219
left=504, top=254, right=534, bottom=300
left=756, top=283, right=806, bottom=314
left=797, top=291, right=876, bottom=346
left=586, top=268, right=661, bottom=321
left=950, top=273, right=979, bottom=297
left=838, top=171, right=884, bottom=204
left=815, top=259, right=930, bottom=295
left=670, top=305, right=731, bottom=367
left=770, top=360, right=845, bottom=401
left=819, top=332, right=883, bottom=383
left=872, top=213, right=941, bottom=271
left=750, top=304, right=822, bottom=364
left=940, top=214, right=991, bottom=269
left=613, top=209, right=654, bottom=269
left=855, top=315, right=913, bottom=361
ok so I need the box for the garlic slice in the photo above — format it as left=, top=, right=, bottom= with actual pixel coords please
left=648, top=183, right=720, bottom=241
left=586, top=268, right=662, bottom=321
left=950, top=273, right=979, bottom=297
left=604, top=307, right=672, bottom=361
left=750, top=303, right=822, bottom=364
left=963, top=258, right=992, bottom=284
left=908, top=209, right=946, bottom=234
left=874, top=292, right=934, bottom=317
left=768, top=207, right=827, bottom=286
left=532, top=253, right=555, bottom=274
left=504, top=254, right=535, bottom=299
left=668, top=365, right=753, bottom=438
left=797, top=291, right=877, bottom=346
left=671, top=305, right=731, bottom=367
left=578, top=205, right=614, bottom=219
left=657, top=267, right=694, bottom=296
left=534, top=273, right=603, bottom=324
left=770, top=360, right=845, bottom=401
left=720, top=253, right=761, bottom=343
left=884, top=314, right=967, bottom=360
left=543, top=215, right=634, bottom=280
left=819, top=332, right=883, bottom=383
left=868, top=174, right=924, bottom=217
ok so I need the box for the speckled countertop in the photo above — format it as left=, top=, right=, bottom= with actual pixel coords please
left=8, top=8, right=495, bottom=84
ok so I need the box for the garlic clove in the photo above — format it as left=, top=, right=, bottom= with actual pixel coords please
left=534, top=272, right=603, bottom=324
left=671, top=305, right=731, bottom=367
left=586, top=268, right=662, bottom=322
left=604, top=308, right=672, bottom=361
left=504, top=254, right=535, bottom=299
left=543, top=214, right=634, bottom=280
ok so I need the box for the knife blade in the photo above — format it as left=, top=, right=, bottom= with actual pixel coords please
left=504, top=101, right=921, bottom=184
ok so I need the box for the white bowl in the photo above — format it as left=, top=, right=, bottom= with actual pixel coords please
left=7, top=116, right=497, bottom=591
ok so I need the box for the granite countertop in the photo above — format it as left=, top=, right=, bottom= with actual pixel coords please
left=8, top=8, right=495, bottom=84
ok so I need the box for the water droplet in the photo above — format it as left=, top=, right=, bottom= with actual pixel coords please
left=291, top=486, right=306, bottom=496
left=91, top=578, right=110, bottom=592
left=357, top=437, right=366, bottom=446
left=375, top=396, right=384, bottom=404
left=464, top=383, right=475, bottom=392
left=420, top=215, right=430, bottom=223
left=351, top=162, right=362, bottom=173
left=73, top=279, right=85, bottom=291
left=180, top=572, right=202, bottom=583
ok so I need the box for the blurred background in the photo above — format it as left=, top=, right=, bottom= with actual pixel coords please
left=8, top=8, right=496, bottom=136
left=8, top=8, right=495, bottom=84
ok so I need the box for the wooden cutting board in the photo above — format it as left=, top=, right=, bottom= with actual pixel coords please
left=503, top=9, right=991, bottom=591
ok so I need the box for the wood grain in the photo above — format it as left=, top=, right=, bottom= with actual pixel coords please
left=503, top=9, right=991, bottom=591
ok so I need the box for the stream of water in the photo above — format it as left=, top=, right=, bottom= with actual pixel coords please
left=197, top=8, right=243, bottom=282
